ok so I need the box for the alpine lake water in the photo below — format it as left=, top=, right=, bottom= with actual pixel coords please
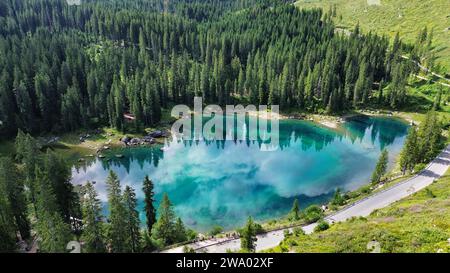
left=71, top=115, right=409, bottom=232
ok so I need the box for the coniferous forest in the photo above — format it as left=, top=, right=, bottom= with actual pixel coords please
left=1, top=0, right=444, bottom=254
left=0, top=0, right=414, bottom=138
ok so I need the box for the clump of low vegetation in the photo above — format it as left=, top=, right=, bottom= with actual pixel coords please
left=314, top=220, right=330, bottom=232
left=209, top=225, right=224, bottom=236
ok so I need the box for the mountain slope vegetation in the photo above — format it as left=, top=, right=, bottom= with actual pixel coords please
left=295, top=0, right=450, bottom=71
left=268, top=168, right=450, bottom=253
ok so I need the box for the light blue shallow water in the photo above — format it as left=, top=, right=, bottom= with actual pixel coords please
left=71, top=116, right=408, bottom=232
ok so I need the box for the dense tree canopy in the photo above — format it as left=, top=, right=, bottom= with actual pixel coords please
left=0, top=0, right=412, bottom=138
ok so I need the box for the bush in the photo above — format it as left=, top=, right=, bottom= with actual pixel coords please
left=253, top=223, right=265, bottom=234
left=183, top=246, right=196, bottom=253
left=360, top=185, right=372, bottom=194
left=141, top=232, right=157, bottom=252
left=283, top=229, right=292, bottom=238
left=314, top=220, right=330, bottom=232
left=304, top=205, right=324, bottom=223
left=331, top=188, right=345, bottom=206
left=293, top=227, right=305, bottom=236
left=186, top=229, right=198, bottom=241
left=209, top=225, right=224, bottom=236
left=287, top=239, right=298, bottom=247
left=414, top=163, right=427, bottom=173
left=425, top=188, right=436, bottom=198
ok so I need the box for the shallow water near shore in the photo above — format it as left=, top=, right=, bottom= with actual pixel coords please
left=71, top=116, right=409, bottom=232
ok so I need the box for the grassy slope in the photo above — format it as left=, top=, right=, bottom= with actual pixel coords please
left=268, top=168, right=450, bottom=253
left=295, top=0, right=450, bottom=70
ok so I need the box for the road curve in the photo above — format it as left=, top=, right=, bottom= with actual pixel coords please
left=162, top=145, right=450, bottom=253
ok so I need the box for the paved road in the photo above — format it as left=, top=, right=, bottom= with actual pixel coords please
left=163, top=145, right=450, bottom=253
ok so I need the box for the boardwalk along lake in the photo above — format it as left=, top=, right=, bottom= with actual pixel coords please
left=71, top=115, right=409, bottom=232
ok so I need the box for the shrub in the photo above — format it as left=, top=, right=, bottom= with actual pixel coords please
left=183, top=246, right=196, bottom=253
left=186, top=229, right=198, bottom=241
left=253, top=223, right=265, bottom=234
left=314, top=220, right=330, bottom=232
left=331, top=188, right=346, bottom=206
left=425, top=188, right=436, bottom=198
left=283, top=229, right=292, bottom=238
left=293, top=227, right=305, bottom=236
left=209, top=225, right=224, bottom=236
left=414, top=163, right=427, bottom=173
left=304, top=205, right=324, bottom=223
left=360, top=185, right=372, bottom=194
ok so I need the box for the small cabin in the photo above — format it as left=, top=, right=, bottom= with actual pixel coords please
left=123, top=113, right=136, bottom=121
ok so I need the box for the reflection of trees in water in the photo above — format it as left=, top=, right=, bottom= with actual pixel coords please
left=96, top=148, right=165, bottom=172
left=343, top=115, right=408, bottom=150
left=76, top=116, right=408, bottom=171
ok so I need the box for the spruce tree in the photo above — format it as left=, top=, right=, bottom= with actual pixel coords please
left=106, top=171, right=127, bottom=252
left=371, top=149, right=389, bottom=184
left=34, top=169, right=72, bottom=253
left=290, top=199, right=300, bottom=221
left=0, top=157, right=30, bottom=240
left=399, top=127, right=419, bottom=174
left=123, top=186, right=141, bottom=253
left=174, top=217, right=187, bottom=243
left=240, top=216, right=257, bottom=252
left=0, top=167, right=17, bottom=252
left=142, top=176, right=157, bottom=235
left=81, top=182, right=105, bottom=253
left=152, top=193, right=176, bottom=246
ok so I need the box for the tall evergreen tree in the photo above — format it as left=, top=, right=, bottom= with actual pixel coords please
left=123, top=186, right=141, bottom=253
left=399, top=127, right=419, bottom=174
left=371, top=149, right=389, bottom=184
left=0, top=158, right=30, bottom=240
left=106, top=171, right=127, bottom=252
left=34, top=169, right=72, bottom=253
left=240, top=216, right=257, bottom=252
left=152, top=193, right=177, bottom=246
left=290, top=199, right=300, bottom=221
left=81, top=182, right=105, bottom=253
left=0, top=167, right=17, bottom=252
left=142, top=176, right=157, bottom=235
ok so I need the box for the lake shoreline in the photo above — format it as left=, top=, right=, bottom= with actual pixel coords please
left=51, top=109, right=415, bottom=168
left=69, top=114, right=410, bottom=238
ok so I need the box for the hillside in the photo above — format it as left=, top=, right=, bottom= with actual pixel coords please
left=295, top=0, right=450, bottom=71
left=269, top=168, right=450, bottom=253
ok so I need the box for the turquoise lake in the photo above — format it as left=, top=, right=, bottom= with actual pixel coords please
left=71, top=115, right=409, bottom=232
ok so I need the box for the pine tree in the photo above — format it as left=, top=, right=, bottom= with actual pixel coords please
left=371, top=149, right=389, bottom=184
left=106, top=171, right=127, bottom=252
left=34, top=169, right=72, bottom=253
left=290, top=199, right=300, bottom=221
left=15, top=131, right=40, bottom=212
left=399, top=127, right=419, bottom=174
left=353, top=62, right=368, bottom=107
left=152, top=193, right=176, bottom=246
left=142, top=176, right=156, bottom=235
left=331, top=188, right=345, bottom=206
left=81, top=182, right=105, bottom=253
left=173, top=217, right=187, bottom=243
left=240, top=216, right=257, bottom=252
left=44, top=151, right=80, bottom=225
left=0, top=157, right=30, bottom=240
left=123, top=186, right=141, bottom=253
left=418, top=110, right=442, bottom=162
left=0, top=165, right=17, bottom=252
left=0, top=69, right=17, bottom=137
left=377, top=80, right=384, bottom=105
